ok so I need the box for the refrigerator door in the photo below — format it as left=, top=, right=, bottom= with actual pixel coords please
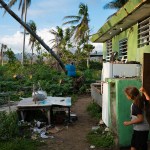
left=112, top=64, right=139, bottom=77
left=102, top=63, right=140, bottom=79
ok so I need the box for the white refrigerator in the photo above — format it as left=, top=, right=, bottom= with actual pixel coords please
left=101, top=62, right=141, bottom=127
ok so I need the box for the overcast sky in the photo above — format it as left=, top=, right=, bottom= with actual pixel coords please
left=0, top=0, right=116, bottom=54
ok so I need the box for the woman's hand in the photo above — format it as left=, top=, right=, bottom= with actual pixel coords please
left=123, top=121, right=131, bottom=126
left=139, top=87, right=150, bottom=101
left=139, top=87, right=146, bottom=93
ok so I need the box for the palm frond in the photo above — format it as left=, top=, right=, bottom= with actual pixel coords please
left=7, top=0, right=17, bottom=7
left=49, top=39, right=56, bottom=43
left=18, top=0, right=23, bottom=10
left=3, top=0, right=17, bottom=15
left=79, top=3, right=88, bottom=17
left=63, top=15, right=81, bottom=20
left=63, top=20, right=80, bottom=25
left=49, top=29, right=57, bottom=35
left=103, top=0, right=128, bottom=9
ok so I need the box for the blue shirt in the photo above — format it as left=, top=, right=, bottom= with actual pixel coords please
left=65, top=64, right=76, bottom=77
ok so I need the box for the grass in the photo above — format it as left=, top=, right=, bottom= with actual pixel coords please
left=86, top=102, right=114, bottom=148
left=71, top=94, right=78, bottom=104
left=0, top=138, right=45, bottom=150
left=86, top=102, right=102, bottom=120
left=87, top=127, right=114, bottom=148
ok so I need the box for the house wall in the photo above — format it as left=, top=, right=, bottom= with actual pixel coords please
left=103, top=23, right=150, bottom=63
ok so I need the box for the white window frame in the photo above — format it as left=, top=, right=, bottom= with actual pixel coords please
left=119, top=38, right=127, bottom=62
left=106, top=39, right=112, bottom=62
left=138, top=16, right=150, bottom=48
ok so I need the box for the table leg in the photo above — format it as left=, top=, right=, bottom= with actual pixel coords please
left=50, top=106, right=54, bottom=125
left=20, top=111, right=24, bottom=121
left=47, top=109, right=50, bottom=125
left=8, top=96, right=11, bottom=113
left=68, top=107, right=70, bottom=122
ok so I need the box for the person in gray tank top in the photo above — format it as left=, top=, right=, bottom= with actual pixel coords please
left=124, top=86, right=150, bottom=150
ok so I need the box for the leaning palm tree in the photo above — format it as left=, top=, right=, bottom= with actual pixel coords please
left=0, top=0, right=66, bottom=72
left=63, top=3, right=90, bottom=43
left=27, top=20, right=37, bottom=64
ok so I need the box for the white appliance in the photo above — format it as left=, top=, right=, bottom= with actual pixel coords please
left=102, top=62, right=141, bottom=80
left=101, top=62, right=141, bottom=127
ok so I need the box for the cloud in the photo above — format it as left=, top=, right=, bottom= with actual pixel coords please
left=0, top=31, right=26, bottom=53
left=0, top=27, right=102, bottom=54
left=92, top=43, right=103, bottom=52
left=0, top=28, right=55, bottom=54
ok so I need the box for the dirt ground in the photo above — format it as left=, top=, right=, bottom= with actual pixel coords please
left=38, top=95, right=130, bottom=150
left=27, top=94, right=150, bottom=150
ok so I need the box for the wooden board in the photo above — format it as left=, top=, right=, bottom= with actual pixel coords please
left=143, top=53, right=150, bottom=96
left=143, top=53, right=150, bottom=124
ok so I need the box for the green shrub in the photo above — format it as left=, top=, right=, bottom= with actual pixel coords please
left=77, top=60, right=102, bottom=71
left=0, top=138, right=44, bottom=150
left=0, top=112, right=19, bottom=140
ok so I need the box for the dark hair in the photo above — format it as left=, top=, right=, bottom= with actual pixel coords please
left=124, top=86, right=144, bottom=109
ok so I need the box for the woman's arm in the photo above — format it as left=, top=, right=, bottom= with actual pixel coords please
left=139, top=87, right=150, bottom=101
left=124, top=114, right=144, bottom=126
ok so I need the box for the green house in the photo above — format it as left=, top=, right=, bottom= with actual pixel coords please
left=91, top=0, right=150, bottom=147
left=91, top=0, right=150, bottom=63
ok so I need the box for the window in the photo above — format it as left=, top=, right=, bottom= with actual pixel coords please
left=138, top=16, right=150, bottom=48
left=119, top=38, right=127, bottom=62
left=106, top=39, right=112, bottom=62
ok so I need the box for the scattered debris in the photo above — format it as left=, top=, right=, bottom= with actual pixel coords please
left=90, top=145, right=95, bottom=149
left=70, top=113, right=78, bottom=122
left=99, top=119, right=104, bottom=125
left=104, top=127, right=110, bottom=132
left=92, top=126, right=100, bottom=131
left=47, top=126, right=65, bottom=134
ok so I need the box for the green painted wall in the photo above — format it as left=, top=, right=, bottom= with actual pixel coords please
left=103, top=43, right=107, bottom=59
left=107, top=78, right=141, bottom=146
left=103, top=23, right=150, bottom=63
left=137, top=45, right=150, bottom=62
left=116, top=79, right=141, bottom=146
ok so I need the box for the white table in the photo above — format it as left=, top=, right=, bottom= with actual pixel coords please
left=17, top=96, right=71, bottom=125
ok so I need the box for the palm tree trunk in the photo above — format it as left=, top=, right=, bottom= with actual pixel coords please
left=31, top=47, right=33, bottom=65
left=0, top=0, right=66, bottom=73
left=22, top=0, right=27, bottom=65
left=0, top=44, right=3, bottom=66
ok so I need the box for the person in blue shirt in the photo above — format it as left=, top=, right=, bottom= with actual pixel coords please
left=65, top=62, right=76, bottom=77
